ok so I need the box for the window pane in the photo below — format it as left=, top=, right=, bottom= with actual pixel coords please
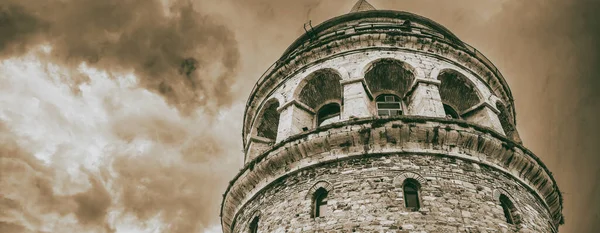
left=377, top=102, right=401, bottom=109
left=385, top=96, right=395, bottom=102
left=378, top=110, right=390, bottom=116
left=390, top=110, right=401, bottom=116
left=405, top=193, right=419, bottom=209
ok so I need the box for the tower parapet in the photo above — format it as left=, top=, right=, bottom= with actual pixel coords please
left=223, top=2, right=563, bottom=233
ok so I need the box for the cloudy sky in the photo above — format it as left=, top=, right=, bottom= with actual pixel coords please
left=0, top=0, right=598, bottom=232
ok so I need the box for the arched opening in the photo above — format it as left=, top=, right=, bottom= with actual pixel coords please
left=403, top=179, right=421, bottom=211
left=499, top=194, right=517, bottom=224
left=297, top=69, right=342, bottom=109
left=256, top=99, right=280, bottom=140
left=437, top=70, right=481, bottom=117
left=317, top=103, right=341, bottom=126
left=296, top=69, right=343, bottom=129
left=376, top=94, right=402, bottom=116
left=443, top=103, right=460, bottom=119
left=312, top=187, right=329, bottom=218
left=249, top=216, right=259, bottom=233
left=364, top=59, right=415, bottom=99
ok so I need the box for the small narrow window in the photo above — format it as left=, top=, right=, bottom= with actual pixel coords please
left=376, top=94, right=402, bottom=116
left=500, top=194, right=517, bottom=224
left=317, top=103, right=341, bottom=126
left=313, top=188, right=329, bottom=218
left=249, top=216, right=259, bottom=233
left=403, top=180, right=420, bottom=211
left=443, top=103, right=460, bottom=119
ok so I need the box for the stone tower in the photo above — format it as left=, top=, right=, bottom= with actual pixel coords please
left=221, top=2, right=563, bottom=232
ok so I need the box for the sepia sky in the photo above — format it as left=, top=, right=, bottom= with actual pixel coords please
left=0, top=0, right=598, bottom=233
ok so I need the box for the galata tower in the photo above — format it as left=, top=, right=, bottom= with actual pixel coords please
left=220, top=1, right=564, bottom=232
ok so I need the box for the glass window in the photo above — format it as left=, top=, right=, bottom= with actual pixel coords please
left=313, top=188, right=329, bottom=218
left=403, top=181, right=420, bottom=210
left=249, top=216, right=259, bottom=233
left=500, top=194, right=516, bottom=224
left=376, top=94, right=402, bottom=116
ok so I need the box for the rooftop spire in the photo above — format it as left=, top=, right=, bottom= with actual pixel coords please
left=350, top=0, right=376, bottom=13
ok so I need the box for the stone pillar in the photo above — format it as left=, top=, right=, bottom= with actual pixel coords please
left=463, top=103, right=506, bottom=135
left=276, top=100, right=315, bottom=142
left=405, top=79, right=445, bottom=117
left=245, top=136, right=273, bottom=162
left=340, top=78, right=373, bottom=120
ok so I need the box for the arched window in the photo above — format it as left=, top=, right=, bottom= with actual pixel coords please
left=443, top=103, right=460, bottom=119
left=249, top=216, right=259, bottom=233
left=312, top=187, right=329, bottom=218
left=500, top=194, right=517, bottom=224
left=364, top=59, right=416, bottom=98
left=437, top=70, right=481, bottom=114
left=317, top=103, right=340, bottom=126
left=376, top=94, right=402, bottom=116
left=256, top=100, right=280, bottom=140
left=403, top=179, right=420, bottom=211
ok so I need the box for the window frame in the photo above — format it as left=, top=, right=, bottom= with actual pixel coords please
left=249, top=216, right=259, bottom=233
left=402, top=179, right=421, bottom=211
left=312, top=188, right=329, bottom=218
left=375, top=94, right=403, bottom=117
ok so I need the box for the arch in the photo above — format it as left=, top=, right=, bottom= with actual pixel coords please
left=403, top=179, right=421, bottom=210
left=317, top=102, right=341, bottom=126
left=496, top=101, right=522, bottom=143
left=255, top=98, right=281, bottom=140
left=306, top=181, right=333, bottom=198
left=437, top=69, right=483, bottom=114
left=248, top=215, right=259, bottom=233
left=294, top=69, right=343, bottom=109
left=307, top=181, right=333, bottom=218
left=393, top=172, right=427, bottom=185
left=493, top=188, right=521, bottom=225
left=443, top=103, right=460, bottom=119
left=312, top=187, right=329, bottom=218
left=363, top=58, right=417, bottom=98
left=500, top=194, right=519, bottom=224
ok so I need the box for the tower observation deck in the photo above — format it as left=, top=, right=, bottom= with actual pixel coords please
left=221, top=1, right=563, bottom=232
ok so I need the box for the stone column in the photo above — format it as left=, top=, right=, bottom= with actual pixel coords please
left=340, top=78, right=373, bottom=120
left=462, top=102, right=506, bottom=135
left=275, top=100, right=315, bottom=142
left=405, top=79, right=446, bottom=117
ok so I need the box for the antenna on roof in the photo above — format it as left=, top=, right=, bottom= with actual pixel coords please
left=303, top=20, right=316, bottom=40
left=350, top=0, right=376, bottom=13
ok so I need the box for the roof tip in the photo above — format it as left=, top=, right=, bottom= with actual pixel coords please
left=350, top=0, right=376, bottom=13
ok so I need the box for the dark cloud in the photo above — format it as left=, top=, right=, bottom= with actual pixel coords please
left=0, top=0, right=240, bottom=114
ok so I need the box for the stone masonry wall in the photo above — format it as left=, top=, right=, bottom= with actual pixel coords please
left=232, top=154, right=554, bottom=233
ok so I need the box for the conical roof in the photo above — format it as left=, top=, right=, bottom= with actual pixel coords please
left=350, top=0, right=376, bottom=13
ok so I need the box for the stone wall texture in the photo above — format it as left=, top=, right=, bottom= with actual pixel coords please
left=234, top=154, right=553, bottom=233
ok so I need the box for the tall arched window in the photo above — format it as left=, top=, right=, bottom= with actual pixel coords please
left=443, top=103, right=460, bottom=119
left=312, top=187, right=329, bottom=218
left=249, top=216, right=259, bottom=233
left=500, top=194, right=517, bottom=224
left=403, top=179, right=420, bottom=211
left=376, top=94, right=402, bottom=116
left=317, top=103, right=340, bottom=126
left=437, top=70, right=481, bottom=117
left=256, top=99, right=280, bottom=140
